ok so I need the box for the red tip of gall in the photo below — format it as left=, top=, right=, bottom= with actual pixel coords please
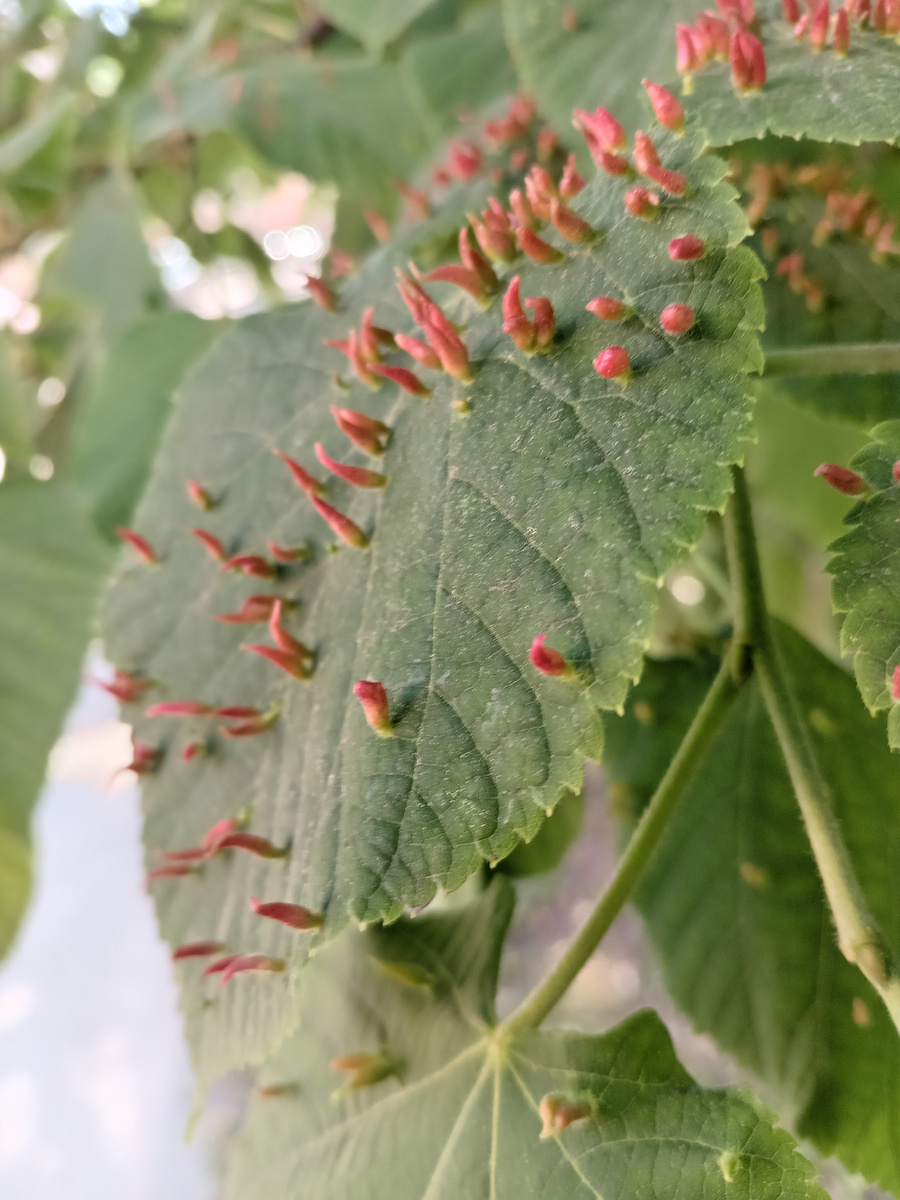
left=660, top=304, right=695, bottom=334
left=353, top=680, right=394, bottom=736
left=369, top=363, right=431, bottom=397
left=560, top=155, right=586, bottom=199
left=314, top=443, right=387, bottom=489
left=893, top=665, right=900, bottom=702
left=624, top=187, right=660, bottom=218
left=212, top=594, right=281, bottom=624
left=173, top=941, right=223, bottom=961
left=633, top=131, right=661, bottom=175
left=668, top=235, right=706, bottom=261
left=330, top=406, right=390, bottom=455
left=809, top=0, right=830, bottom=50
left=311, top=497, right=370, bottom=549
left=516, top=225, right=564, bottom=264
left=211, top=954, right=286, bottom=986
left=594, top=346, right=631, bottom=382
left=187, top=480, right=214, bottom=510
left=642, top=80, right=685, bottom=133
left=191, top=528, right=228, bottom=561
left=242, top=642, right=313, bottom=680
left=645, top=165, right=688, bottom=197
left=892, top=460, right=900, bottom=482
left=145, top=701, right=213, bottom=718
left=782, top=0, right=800, bottom=20
left=813, top=463, right=868, bottom=495
left=273, top=449, right=326, bottom=498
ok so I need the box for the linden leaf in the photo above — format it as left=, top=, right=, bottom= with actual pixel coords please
left=604, top=624, right=900, bottom=1192
left=225, top=880, right=827, bottom=1200
left=102, top=125, right=762, bottom=1079
left=828, top=421, right=900, bottom=749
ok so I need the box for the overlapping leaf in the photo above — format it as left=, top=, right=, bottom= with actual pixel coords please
left=0, top=481, right=109, bottom=961
left=225, top=880, right=827, bottom=1200
left=314, top=0, right=438, bottom=53
left=828, top=421, right=900, bottom=748
left=102, top=126, right=762, bottom=1078
left=604, top=623, right=900, bottom=1191
left=685, top=3, right=900, bottom=148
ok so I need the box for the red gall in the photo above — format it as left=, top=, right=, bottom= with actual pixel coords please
left=892, top=665, right=900, bottom=702
left=421, top=264, right=487, bottom=303
left=173, top=941, right=222, bottom=961
left=893, top=460, right=900, bottom=482
left=146, top=864, right=196, bottom=883
left=668, top=234, right=706, bottom=261
left=642, top=80, right=685, bottom=133
left=249, top=898, right=324, bottom=930
left=202, top=817, right=243, bottom=851
left=315, top=443, right=387, bottom=489
left=676, top=25, right=705, bottom=86
left=539, top=1094, right=592, bottom=1139
left=503, top=276, right=539, bottom=354
left=458, top=228, right=498, bottom=293
left=549, top=199, right=595, bottom=243
left=304, top=274, right=338, bottom=312
left=420, top=314, right=473, bottom=383
left=594, top=345, right=631, bottom=383
left=347, top=329, right=381, bottom=388
left=537, top=127, right=558, bottom=160
left=330, top=406, right=390, bottom=455
left=516, top=225, right=564, bottom=264
left=559, top=155, right=586, bottom=199
left=214, top=832, right=288, bottom=859
left=467, top=211, right=516, bottom=263
left=268, top=599, right=309, bottom=659
left=191, top=528, right=228, bottom=561
left=730, top=31, right=766, bottom=91
left=219, top=711, right=279, bottom=738
left=309, top=496, right=370, bottom=549
left=525, top=171, right=555, bottom=223
left=358, top=307, right=383, bottom=363
left=116, top=527, right=157, bottom=564
left=187, top=480, right=214, bottom=510
left=364, top=209, right=391, bottom=243
left=524, top=296, right=555, bottom=349
left=833, top=6, right=850, bottom=53
left=696, top=14, right=729, bottom=61
left=210, top=954, right=286, bottom=986
left=273, top=449, right=326, bottom=498
left=220, top=554, right=276, bottom=580
left=214, top=706, right=263, bottom=720
left=212, top=594, right=281, bottom=624
left=394, top=182, right=430, bottom=222
left=242, top=642, right=313, bottom=679
left=266, top=541, right=308, bottom=563
left=331, top=1052, right=398, bottom=1090
left=646, top=165, right=688, bottom=196
left=145, top=700, right=212, bottom=718
left=793, top=12, right=809, bottom=38
left=181, top=740, right=206, bottom=762
left=572, top=106, right=626, bottom=152
left=813, top=463, right=868, bottom=495
left=624, top=187, right=660, bottom=218
left=530, top=634, right=576, bottom=679
left=125, top=739, right=158, bottom=776
left=633, top=131, right=661, bottom=175
left=353, top=680, right=394, bottom=737
left=587, top=296, right=629, bottom=321
left=394, top=333, right=441, bottom=371
left=782, top=0, right=800, bottom=17
left=874, top=0, right=887, bottom=30
left=509, top=188, right=538, bottom=231
left=660, top=303, right=696, bottom=334
left=448, top=139, right=482, bottom=181
left=809, top=0, right=830, bottom=49
left=370, top=363, right=431, bottom=397
left=87, top=669, right=150, bottom=705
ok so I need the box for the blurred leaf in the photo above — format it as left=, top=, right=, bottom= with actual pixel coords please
left=72, top=310, right=219, bottom=538
left=225, top=879, right=826, bottom=1200
left=829, top=421, right=900, bottom=748
left=316, top=0, right=437, bottom=52
left=0, top=480, right=110, bottom=961
left=45, top=172, right=162, bottom=339
left=501, top=0, right=695, bottom=145
left=604, top=623, right=900, bottom=1193
left=0, top=90, right=75, bottom=175
left=0, top=340, right=35, bottom=470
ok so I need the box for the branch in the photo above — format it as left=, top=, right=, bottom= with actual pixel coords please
left=763, top=343, right=900, bottom=378
left=724, top=466, right=900, bottom=1035
left=501, top=658, right=740, bottom=1034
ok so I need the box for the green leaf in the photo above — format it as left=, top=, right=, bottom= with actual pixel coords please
left=44, top=173, right=162, bottom=339
left=828, top=421, right=900, bottom=749
left=604, top=623, right=900, bottom=1192
left=502, top=0, right=696, bottom=143
left=72, top=311, right=219, bottom=539
left=685, top=7, right=900, bottom=149
left=315, top=0, right=437, bottom=52
left=102, top=127, right=762, bottom=1077
left=0, top=90, right=75, bottom=175
left=225, top=880, right=826, bottom=1200
left=496, top=787, right=583, bottom=876
left=0, top=481, right=110, bottom=961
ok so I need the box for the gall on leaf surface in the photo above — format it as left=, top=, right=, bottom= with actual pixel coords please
left=828, top=420, right=900, bottom=749
left=604, top=624, right=900, bottom=1191
left=102, top=126, right=762, bottom=1078
left=225, top=879, right=827, bottom=1200
left=683, top=2, right=900, bottom=148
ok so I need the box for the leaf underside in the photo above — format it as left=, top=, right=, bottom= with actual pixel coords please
left=828, top=421, right=900, bottom=748
left=604, top=623, right=900, bottom=1191
left=102, top=126, right=762, bottom=1079
left=225, top=880, right=827, bottom=1200
left=685, top=3, right=900, bottom=149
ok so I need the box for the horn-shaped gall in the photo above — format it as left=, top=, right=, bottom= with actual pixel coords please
left=249, top=898, right=324, bottom=930
left=353, top=680, right=394, bottom=737
left=559, top=155, right=586, bottom=199
left=813, top=463, right=868, bottom=495
left=145, top=701, right=213, bottom=718
left=87, top=669, right=150, bottom=705
left=220, top=554, right=276, bottom=580
left=369, top=364, right=431, bottom=397
left=209, top=954, right=286, bottom=985
left=587, top=296, right=630, bottom=321
left=549, top=199, right=595, bottom=243
left=530, top=634, right=577, bottom=679
left=311, top=497, right=370, bottom=548
left=642, top=80, right=684, bottom=133
left=539, top=1094, right=592, bottom=1139
left=191, top=528, right=228, bottom=561
left=624, top=187, right=660, bottom=218
left=503, top=276, right=539, bottom=354
left=187, top=480, right=214, bottom=510
left=213, top=832, right=289, bottom=859
left=173, top=941, right=223, bottom=961
left=394, top=333, right=441, bottom=370
left=116, top=527, right=157, bottom=564
left=273, top=449, right=326, bottom=498
left=242, top=642, right=313, bottom=679
left=516, top=225, right=564, bottom=264
left=213, top=594, right=282, bottom=624
left=304, top=274, right=338, bottom=312
left=330, top=406, right=390, bottom=455
left=315, top=443, right=387, bottom=489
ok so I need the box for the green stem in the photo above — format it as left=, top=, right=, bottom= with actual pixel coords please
left=502, top=659, right=740, bottom=1034
left=724, top=466, right=900, bottom=1035
left=763, top=343, right=900, bottom=378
